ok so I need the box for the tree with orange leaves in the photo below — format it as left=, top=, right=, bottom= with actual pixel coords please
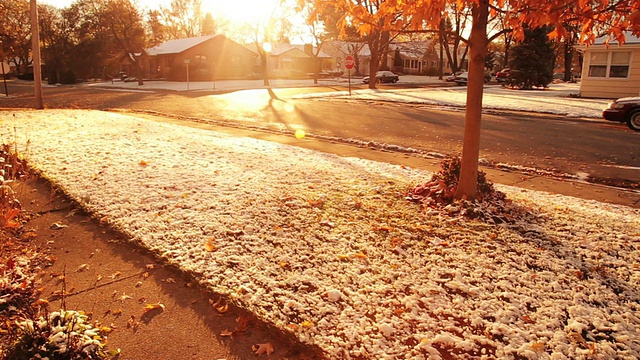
left=298, top=0, right=411, bottom=89
left=301, top=0, right=640, bottom=200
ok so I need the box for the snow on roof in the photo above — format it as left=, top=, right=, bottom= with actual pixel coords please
left=271, top=44, right=331, bottom=58
left=392, top=42, right=436, bottom=59
left=326, top=41, right=371, bottom=57
left=145, top=35, right=221, bottom=56
left=593, top=32, right=640, bottom=46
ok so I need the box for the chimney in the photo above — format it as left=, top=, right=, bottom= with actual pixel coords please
left=304, top=44, right=313, bottom=55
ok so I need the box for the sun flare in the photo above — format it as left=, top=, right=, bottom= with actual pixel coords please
left=204, top=0, right=280, bottom=24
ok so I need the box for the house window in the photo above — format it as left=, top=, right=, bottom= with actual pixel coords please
left=610, top=52, right=631, bottom=78
left=588, top=51, right=631, bottom=78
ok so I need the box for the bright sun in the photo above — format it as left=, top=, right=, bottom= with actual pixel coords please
left=205, top=0, right=280, bottom=24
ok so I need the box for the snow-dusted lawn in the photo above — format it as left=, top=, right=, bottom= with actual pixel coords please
left=1, top=110, right=639, bottom=359
left=297, top=83, right=611, bottom=119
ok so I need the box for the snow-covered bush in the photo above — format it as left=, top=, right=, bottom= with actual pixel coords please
left=6, top=309, right=111, bottom=360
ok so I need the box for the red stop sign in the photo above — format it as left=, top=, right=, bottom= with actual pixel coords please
left=344, top=55, right=355, bottom=70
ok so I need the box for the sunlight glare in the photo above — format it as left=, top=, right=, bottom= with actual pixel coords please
left=294, top=129, right=306, bottom=139
left=283, top=102, right=295, bottom=113
left=205, top=0, right=279, bottom=24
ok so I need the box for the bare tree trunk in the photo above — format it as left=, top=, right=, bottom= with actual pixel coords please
left=563, top=31, right=575, bottom=82
left=313, top=55, right=319, bottom=85
left=438, top=19, right=444, bottom=80
left=136, top=61, right=144, bottom=85
left=455, top=0, right=489, bottom=200
left=379, top=31, right=390, bottom=70
left=503, top=36, right=511, bottom=68
left=368, top=32, right=380, bottom=89
left=261, top=53, right=269, bottom=86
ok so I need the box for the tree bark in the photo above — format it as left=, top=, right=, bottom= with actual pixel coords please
left=563, top=32, right=574, bottom=82
left=368, top=32, right=380, bottom=89
left=136, top=61, right=144, bottom=86
left=454, top=0, right=489, bottom=200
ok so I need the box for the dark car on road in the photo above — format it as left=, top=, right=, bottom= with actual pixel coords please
left=453, top=71, right=491, bottom=85
left=362, top=71, right=399, bottom=84
left=496, top=68, right=510, bottom=83
left=603, top=97, right=640, bottom=131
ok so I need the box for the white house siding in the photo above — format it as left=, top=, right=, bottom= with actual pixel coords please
left=578, top=33, right=640, bottom=99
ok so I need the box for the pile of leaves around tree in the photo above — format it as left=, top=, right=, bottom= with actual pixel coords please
left=407, top=157, right=530, bottom=224
left=0, top=144, right=113, bottom=360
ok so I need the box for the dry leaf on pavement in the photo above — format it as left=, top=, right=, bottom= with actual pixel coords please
left=143, top=303, right=165, bottom=313
left=77, top=263, right=89, bottom=272
left=50, top=222, right=68, bottom=230
left=216, top=303, right=229, bottom=314
left=252, top=342, right=274, bottom=356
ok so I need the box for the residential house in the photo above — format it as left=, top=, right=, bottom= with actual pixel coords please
left=142, top=35, right=258, bottom=81
left=260, top=44, right=332, bottom=78
left=392, top=42, right=442, bottom=75
left=577, top=32, right=640, bottom=98
left=324, top=40, right=462, bottom=76
left=323, top=41, right=395, bottom=76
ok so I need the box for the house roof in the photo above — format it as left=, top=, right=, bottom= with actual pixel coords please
left=145, top=35, right=221, bottom=56
left=243, top=43, right=331, bottom=58
left=326, top=41, right=371, bottom=57
left=577, top=32, right=640, bottom=51
left=594, top=32, right=640, bottom=45
left=271, top=44, right=331, bottom=58
left=392, top=41, right=437, bottom=59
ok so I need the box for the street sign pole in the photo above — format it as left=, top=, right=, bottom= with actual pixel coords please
left=344, top=55, right=355, bottom=97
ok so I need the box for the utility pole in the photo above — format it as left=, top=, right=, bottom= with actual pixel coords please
left=30, top=0, right=43, bottom=109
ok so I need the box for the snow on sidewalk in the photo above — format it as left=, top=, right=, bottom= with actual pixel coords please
left=1, top=109, right=639, bottom=359
left=296, top=83, right=611, bottom=119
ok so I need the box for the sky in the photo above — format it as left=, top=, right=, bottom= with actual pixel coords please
left=39, top=0, right=287, bottom=24
left=38, top=0, right=309, bottom=44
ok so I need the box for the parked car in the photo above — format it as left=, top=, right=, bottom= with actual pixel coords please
left=602, top=96, right=640, bottom=131
left=445, top=71, right=463, bottom=82
left=362, top=71, right=399, bottom=84
left=496, top=68, right=510, bottom=83
left=453, top=71, right=491, bottom=85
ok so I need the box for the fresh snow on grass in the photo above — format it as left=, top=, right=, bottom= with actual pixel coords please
left=1, top=110, right=639, bottom=359
left=296, top=83, right=611, bottom=119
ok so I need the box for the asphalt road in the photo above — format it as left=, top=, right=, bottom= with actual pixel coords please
left=2, top=80, right=639, bottom=189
